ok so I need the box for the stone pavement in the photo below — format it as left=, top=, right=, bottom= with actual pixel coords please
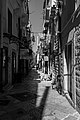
left=0, top=69, right=80, bottom=120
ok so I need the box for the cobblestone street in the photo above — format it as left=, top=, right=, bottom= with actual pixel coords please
left=0, top=69, right=80, bottom=120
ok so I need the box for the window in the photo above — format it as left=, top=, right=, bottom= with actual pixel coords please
left=8, top=8, right=12, bottom=34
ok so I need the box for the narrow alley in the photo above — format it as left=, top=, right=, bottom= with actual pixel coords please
left=0, top=68, right=80, bottom=120
left=1, top=0, right=80, bottom=119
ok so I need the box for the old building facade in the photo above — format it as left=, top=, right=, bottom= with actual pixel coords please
left=62, top=0, right=80, bottom=112
left=0, top=0, right=31, bottom=91
left=42, top=0, right=80, bottom=112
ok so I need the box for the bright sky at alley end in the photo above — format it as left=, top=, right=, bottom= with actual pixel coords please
left=29, top=0, right=56, bottom=53
left=29, top=0, right=43, bottom=53
left=29, top=0, right=43, bottom=33
left=29, top=0, right=56, bottom=33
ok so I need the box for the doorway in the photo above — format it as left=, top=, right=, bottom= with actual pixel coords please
left=3, top=47, right=8, bottom=86
left=12, top=52, right=16, bottom=84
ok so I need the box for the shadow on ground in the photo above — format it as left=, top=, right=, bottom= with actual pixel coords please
left=0, top=69, right=50, bottom=120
